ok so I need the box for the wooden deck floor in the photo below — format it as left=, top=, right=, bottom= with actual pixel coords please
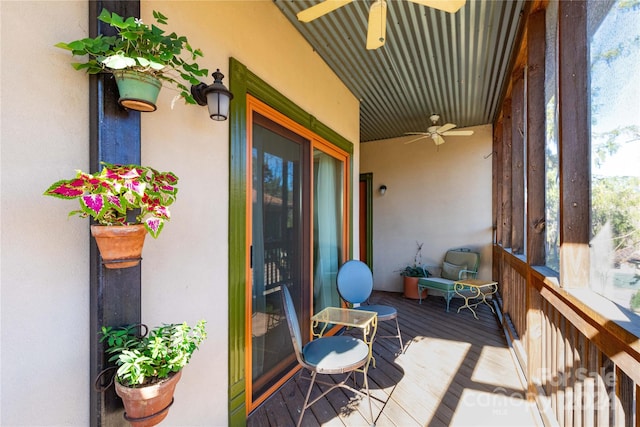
left=248, top=291, right=541, bottom=427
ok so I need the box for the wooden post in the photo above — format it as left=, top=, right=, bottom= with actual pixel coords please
left=88, top=1, right=141, bottom=426
left=526, top=10, right=547, bottom=267
left=558, top=0, right=590, bottom=288
left=525, top=7, right=546, bottom=411
left=511, top=68, right=525, bottom=255
left=494, top=119, right=504, bottom=248
left=501, top=99, right=513, bottom=249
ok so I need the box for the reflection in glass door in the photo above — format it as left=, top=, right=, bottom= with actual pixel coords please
left=250, top=114, right=308, bottom=401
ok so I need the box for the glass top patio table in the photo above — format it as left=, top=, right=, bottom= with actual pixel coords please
left=311, top=307, right=378, bottom=365
left=311, top=306, right=377, bottom=329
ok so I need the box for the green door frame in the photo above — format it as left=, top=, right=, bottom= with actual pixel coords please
left=359, top=173, right=374, bottom=269
left=227, top=57, right=354, bottom=424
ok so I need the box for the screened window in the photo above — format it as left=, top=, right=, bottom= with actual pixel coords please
left=544, top=0, right=560, bottom=272
left=588, top=0, right=640, bottom=311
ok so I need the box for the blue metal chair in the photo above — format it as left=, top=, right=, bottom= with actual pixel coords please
left=337, top=260, right=404, bottom=353
left=279, top=285, right=375, bottom=427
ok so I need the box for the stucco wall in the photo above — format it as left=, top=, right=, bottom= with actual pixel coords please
left=361, top=124, right=494, bottom=293
left=0, top=1, right=359, bottom=425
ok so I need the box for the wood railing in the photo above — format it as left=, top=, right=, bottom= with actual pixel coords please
left=495, top=246, right=640, bottom=427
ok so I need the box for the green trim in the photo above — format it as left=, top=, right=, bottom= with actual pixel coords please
left=360, top=173, right=374, bottom=268
left=228, top=58, right=248, bottom=425
left=227, top=57, right=355, bottom=424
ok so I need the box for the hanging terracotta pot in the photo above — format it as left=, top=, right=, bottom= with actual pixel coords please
left=115, top=370, right=182, bottom=427
left=113, top=70, right=162, bottom=112
left=403, top=276, right=427, bottom=300
left=90, top=224, right=147, bottom=269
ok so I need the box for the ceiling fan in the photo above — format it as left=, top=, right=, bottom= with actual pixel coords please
left=296, top=0, right=466, bottom=50
left=405, top=114, right=474, bottom=145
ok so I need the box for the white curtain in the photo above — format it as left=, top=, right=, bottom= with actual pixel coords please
left=313, top=152, right=341, bottom=313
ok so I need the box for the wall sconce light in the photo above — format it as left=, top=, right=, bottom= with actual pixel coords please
left=379, top=185, right=387, bottom=195
left=191, top=69, right=234, bottom=121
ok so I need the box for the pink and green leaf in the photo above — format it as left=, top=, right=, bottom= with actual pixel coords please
left=80, top=194, right=106, bottom=217
left=145, top=217, right=164, bottom=238
left=43, top=179, right=85, bottom=199
left=45, top=162, right=178, bottom=237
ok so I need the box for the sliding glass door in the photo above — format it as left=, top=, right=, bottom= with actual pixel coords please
left=250, top=112, right=308, bottom=401
left=247, top=97, right=349, bottom=409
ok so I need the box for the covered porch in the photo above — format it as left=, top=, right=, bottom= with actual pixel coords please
left=248, top=291, right=540, bottom=426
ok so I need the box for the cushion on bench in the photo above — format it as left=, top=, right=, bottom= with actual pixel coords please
left=418, top=277, right=455, bottom=292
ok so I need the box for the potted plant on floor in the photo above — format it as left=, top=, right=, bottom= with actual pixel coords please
left=44, top=162, right=178, bottom=268
left=99, top=320, right=207, bottom=427
left=399, top=242, right=430, bottom=299
left=56, top=9, right=208, bottom=112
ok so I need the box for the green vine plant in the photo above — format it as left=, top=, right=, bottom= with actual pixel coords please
left=56, top=9, right=208, bottom=105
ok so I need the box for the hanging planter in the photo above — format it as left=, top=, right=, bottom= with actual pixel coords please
left=114, top=71, right=162, bottom=112
left=115, top=370, right=181, bottom=427
left=44, top=163, right=179, bottom=269
left=91, top=224, right=147, bottom=269
left=55, top=9, right=208, bottom=110
left=96, top=322, right=207, bottom=427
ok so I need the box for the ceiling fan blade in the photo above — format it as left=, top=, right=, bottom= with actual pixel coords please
left=404, top=135, right=428, bottom=144
left=407, top=0, right=466, bottom=14
left=442, top=130, right=474, bottom=136
left=437, top=123, right=457, bottom=133
left=297, top=0, right=353, bottom=23
left=366, top=0, right=387, bottom=50
left=433, top=134, right=446, bottom=145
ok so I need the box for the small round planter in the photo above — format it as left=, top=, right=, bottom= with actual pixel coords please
left=115, top=370, right=182, bottom=427
left=90, top=224, right=147, bottom=269
left=113, top=70, right=162, bottom=112
left=403, top=276, right=427, bottom=300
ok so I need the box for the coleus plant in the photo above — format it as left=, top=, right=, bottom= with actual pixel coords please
left=44, top=163, right=178, bottom=238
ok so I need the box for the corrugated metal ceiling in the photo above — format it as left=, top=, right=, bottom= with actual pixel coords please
left=274, top=0, right=526, bottom=142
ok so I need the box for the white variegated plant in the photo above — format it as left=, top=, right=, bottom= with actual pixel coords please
left=101, top=320, right=207, bottom=386
left=56, top=9, right=208, bottom=105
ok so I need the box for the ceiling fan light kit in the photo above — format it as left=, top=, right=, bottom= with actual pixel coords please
left=404, top=113, right=474, bottom=145
left=297, top=0, right=466, bottom=50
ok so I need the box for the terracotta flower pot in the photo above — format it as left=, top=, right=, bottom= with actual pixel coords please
left=90, top=224, right=147, bottom=269
left=115, top=370, right=182, bottom=427
left=403, top=276, right=427, bottom=300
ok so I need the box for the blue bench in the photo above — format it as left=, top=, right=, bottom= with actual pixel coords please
left=417, top=248, right=480, bottom=312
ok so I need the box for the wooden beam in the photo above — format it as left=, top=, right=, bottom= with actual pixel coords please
left=558, top=0, right=590, bottom=288
left=494, top=119, right=503, bottom=248
left=501, top=99, right=513, bottom=249
left=525, top=7, right=546, bottom=416
left=511, top=68, right=525, bottom=255
left=526, top=9, right=547, bottom=266
left=89, top=1, right=141, bottom=426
